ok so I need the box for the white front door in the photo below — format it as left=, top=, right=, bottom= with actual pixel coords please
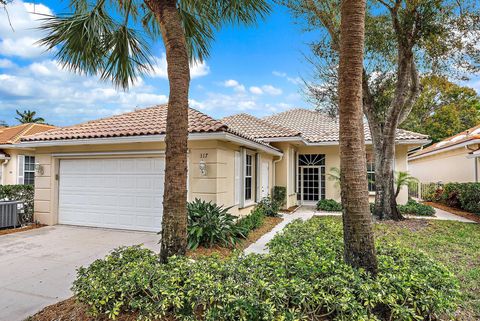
left=58, top=157, right=164, bottom=232
left=261, top=161, right=269, bottom=198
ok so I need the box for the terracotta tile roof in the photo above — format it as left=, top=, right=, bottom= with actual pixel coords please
left=22, top=105, right=280, bottom=151
left=410, top=124, right=480, bottom=158
left=263, top=108, right=428, bottom=143
left=23, top=105, right=227, bottom=141
left=222, top=113, right=300, bottom=139
left=0, top=123, right=56, bottom=144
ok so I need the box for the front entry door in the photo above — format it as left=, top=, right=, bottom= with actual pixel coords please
left=300, top=166, right=320, bottom=202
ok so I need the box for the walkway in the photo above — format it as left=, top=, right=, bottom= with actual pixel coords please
left=406, top=207, right=476, bottom=223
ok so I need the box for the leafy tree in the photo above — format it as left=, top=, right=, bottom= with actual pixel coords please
left=338, top=0, right=377, bottom=275
left=401, top=76, right=480, bottom=142
left=15, top=110, right=45, bottom=124
left=38, top=0, right=270, bottom=262
left=279, top=0, right=480, bottom=220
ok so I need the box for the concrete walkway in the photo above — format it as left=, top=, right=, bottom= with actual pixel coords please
left=0, top=225, right=158, bottom=321
left=406, top=207, right=476, bottom=223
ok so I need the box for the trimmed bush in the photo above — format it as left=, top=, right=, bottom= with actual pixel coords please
left=187, top=199, right=243, bottom=249
left=316, top=198, right=342, bottom=211
left=73, top=217, right=460, bottom=321
left=458, top=183, right=480, bottom=214
left=235, top=207, right=265, bottom=237
left=398, top=198, right=436, bottom=216
left=272, top=186, right=286, bottom=208
left=441, top=183, right=462, bottom=208
left=0, top=184, right=34, bottom=224
left=256, top=196, right=280, bottom=217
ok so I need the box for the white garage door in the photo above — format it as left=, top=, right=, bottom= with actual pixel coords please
left=58, top=157, right=164, bottom=232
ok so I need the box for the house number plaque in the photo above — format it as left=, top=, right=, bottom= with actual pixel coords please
left=200, top=153, right=208, bottom=159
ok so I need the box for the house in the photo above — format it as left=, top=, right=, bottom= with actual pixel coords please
left=409, top=124, right=480, bottom=183
left=19, top=105, right=428, bottom=232
left=0, top=123, right=56, bottom=185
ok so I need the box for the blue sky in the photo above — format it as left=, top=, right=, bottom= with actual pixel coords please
left=0, top=0, right=319, bottom=126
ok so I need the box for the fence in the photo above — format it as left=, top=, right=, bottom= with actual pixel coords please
left=408, top=181, right=443, bottom=201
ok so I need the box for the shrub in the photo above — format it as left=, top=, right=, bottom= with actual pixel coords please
left=0, top=184, right=34, bottom=224
left=397, top=198, right=436, bottom=216
left=256, top=196, right=280, bottom=217
left=235, top=207, right=265, bottom=237
left=458, top=183, right=480, bottom=214
left=73, top=217, right=460, bottom=321
left=421, top=183, right=440, bottom=202
left=441, top=183, right=463, bottom=208
left=316, top=198, right=342, bottom=211
left=272, top=186, right=286, bottom=208
left=187, top=198, right=242, bottom=249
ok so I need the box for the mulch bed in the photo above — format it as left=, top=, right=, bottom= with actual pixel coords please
left=186, top=216, right=283, bottom=259
left=0, top=223, right=44, bottom=236
left=424, top=202, right=480, bottom=223
left=27, top=216, right=284, bottom=321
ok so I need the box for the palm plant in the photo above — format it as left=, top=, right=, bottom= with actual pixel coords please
left=395, top=171, right=418, bottom=198
left=38, top=0, right=270, bottom=262
left=15, top=110, right=45, bottom=124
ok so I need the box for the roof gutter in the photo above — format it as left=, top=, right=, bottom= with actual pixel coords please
left=259, top=137, right=430, bottom=146
left=410, top=139, right=480, bottom=161
left=18, top=132, right=283, bottom=157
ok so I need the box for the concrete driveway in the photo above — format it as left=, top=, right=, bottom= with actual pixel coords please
left=0, top=225, right=159, bottom=321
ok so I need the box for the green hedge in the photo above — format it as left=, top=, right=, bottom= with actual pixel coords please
left=73, top=217, right=460, bottom=321
left=426, top=183, right=480, bottom=215
left=398, top=199, right=436, bottom=216
left=316, top=198, right=342, bottom=211
left=0, top=185, right=34, bottom=223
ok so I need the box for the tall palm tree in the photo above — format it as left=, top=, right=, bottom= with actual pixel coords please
left=38, top=0, right=270, bottom=262
left=15, top=110, right=45, bottom=124
left=338, top=0, right=377, bottom=275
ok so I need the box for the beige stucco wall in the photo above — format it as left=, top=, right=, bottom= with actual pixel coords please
left=271, top=143, right=410, bottom=207
left=409, top=147, right=478, bottom=184
left=32, top=139, right=275, bottom=225
left=0, top=148, right=36, bottom=185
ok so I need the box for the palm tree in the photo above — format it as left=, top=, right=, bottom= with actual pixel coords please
left=15, top=110, right=45, bottom=124
left=38, top=0, right=270, bottom=262
left=395, top=171, right=418, bottom=198
left=338, top=0, right=377, bottom=275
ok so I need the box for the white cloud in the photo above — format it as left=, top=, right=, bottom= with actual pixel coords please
left=151, top=53, right=210, bottom=79
left=261, top=85, right=282, bottom=95
left=272, top=70, right=302, bottom=85
left=0, top=1, right=53, bottom=58
left=223, top=79, right=246, bottom=92
left=249, top=86, right=263, bottom=95
left=0, top=59, right=169, bottom=125
left=0, top=58, right=15, bottom=68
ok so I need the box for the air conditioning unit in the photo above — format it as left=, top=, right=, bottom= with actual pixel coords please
left=0, top=201, right=21, bottom=229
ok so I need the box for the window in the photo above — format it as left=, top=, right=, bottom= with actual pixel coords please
left=245, top=154, right=253, bottom=201
left=18, top=155, right=35, bottom=185
left=366, top=153, right=375, bottom=192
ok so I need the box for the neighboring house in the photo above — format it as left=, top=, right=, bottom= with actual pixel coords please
left=19, top=106, right=428, bottom=232
left=409, top=124, right=480, bottom=183
left=0, top=123, right=56, bottom=185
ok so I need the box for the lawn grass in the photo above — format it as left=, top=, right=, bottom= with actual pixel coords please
left=374, top=219, right=480, bottom=319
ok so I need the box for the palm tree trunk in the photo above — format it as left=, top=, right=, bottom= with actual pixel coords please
left=147, top=0, right=190, bottom=262
left=338, top=0, right=377, bottom=275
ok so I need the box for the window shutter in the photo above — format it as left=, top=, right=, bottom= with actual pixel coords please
left=17, top=155, right=25, bottom=184
left=234, top=151, right=241, bottom=205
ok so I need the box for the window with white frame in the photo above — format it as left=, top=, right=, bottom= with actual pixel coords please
left=245, top=154, right=253, bottom=201
left=18, top=155, right=35, bottom=185
left=366, top=152, right=375, bottom=192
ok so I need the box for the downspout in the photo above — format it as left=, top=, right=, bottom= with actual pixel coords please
left=272, top=154, right=283, bottom=188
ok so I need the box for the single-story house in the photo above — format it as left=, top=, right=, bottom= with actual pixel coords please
left=0, top=123, right=56, bottom=185
left=19, top=105, right=428, bottom=232
left=409, top=124, right=480, bottom=183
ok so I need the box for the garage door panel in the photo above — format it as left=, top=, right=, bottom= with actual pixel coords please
left=59, top=157, right=164, bottom=232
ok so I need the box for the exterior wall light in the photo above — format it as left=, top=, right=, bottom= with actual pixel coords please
left=35, top=163, right=44, bottom=176
left=199, top=160, right=207, bottom=176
